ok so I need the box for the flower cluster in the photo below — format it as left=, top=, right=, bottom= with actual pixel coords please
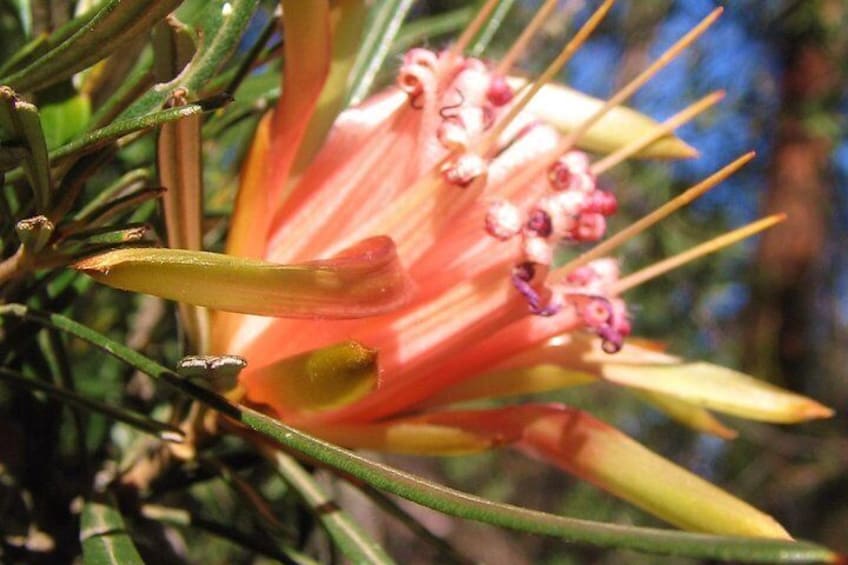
left=75, top=0, right=832, bottom=539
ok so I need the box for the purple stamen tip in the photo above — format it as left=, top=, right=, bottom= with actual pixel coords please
left=526, top=209, right=553, bottom=238
left=598, top=327, right=624, bottom=354
left=511, top=262, right=560, bottom=317
left=512, top=262, right=540, bottom=309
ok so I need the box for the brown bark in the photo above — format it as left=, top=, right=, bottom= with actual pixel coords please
left=743, top=30, right=834, bottom=389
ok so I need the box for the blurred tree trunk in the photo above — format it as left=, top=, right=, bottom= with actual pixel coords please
left=742, top=2, right=837, bottom=391
left=738, top=3, right=848, bottom=547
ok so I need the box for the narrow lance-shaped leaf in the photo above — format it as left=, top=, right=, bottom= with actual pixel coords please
left=1, top=0, right=183, bottom=93
left=518, top=405, right=790, bottom=537
left=303, top=404, right=786, bottom=538
left=239, top=403, right=835, bottom=562
left=268, top=450, right=395, bottom=565
left=140, top=503, right=313, bottom=562
left=390, top=7, right=474, bottom=55
left=74, top=236, right=413, bottom=318
left=0, top=304, right=836, bottom=563
left=0, top=87, right=51, bottom=212
left=0, top=367, right=184, bottom=441
left=468, top=0, right=519, bottom=56
left=0, top=96, right=230, bottom=197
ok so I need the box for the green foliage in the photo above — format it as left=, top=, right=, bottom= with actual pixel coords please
left=0, top=1, right=842, bottom=563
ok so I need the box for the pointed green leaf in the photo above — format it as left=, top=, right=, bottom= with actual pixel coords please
left=602, top=361, right=833, bottom=423
left=0, top=33, right=49, bottom=77
left=1, top=0, right=183, bottom=93
left=391, top=8, right=474, bottom=55
left=73, top=169, right=151, bottom=220
left=140, top=504, right=315, bottom=563
left=77, top=187, right=165, bottom=228
left=270, top=451, right=395, bottom=565
left=0, top=87, right=52, bottom=211
left=74, top=237, right=413, bottom=318
left=52, top=96, right=230, bottom=164
left=240, top=407, right=837, bottom=563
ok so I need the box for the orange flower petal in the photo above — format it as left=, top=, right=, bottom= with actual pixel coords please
left=306, top=403, right=787, bottom=537
left=228, top=113, right=272, bottom=258
left=304, top=404, right=554, bottom=455
left=519, top=405, right=791, bottom=538
left=305, top=421, right=492, bottom=456
left=411, top=362, right=737, bottom=439
left=243, top=341, right=378, bottom=415
left=267, top=0, right=333, bottom=201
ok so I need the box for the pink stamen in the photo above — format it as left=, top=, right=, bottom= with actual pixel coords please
left=486, top=75, right=515, bottom=107
left=511, top=262, right=558, bottom=316
left=525, top=208, right=553, bottom=238
left=574, top=213, right=606, bottom=242
left=586, top=190, right=618, bottom=215
left=548, top=152, right=596, bottom=193
left=485, top=200, right=523, bottom=240
left=568, top=294, right=629, bottom=354
left=522, top=235, right=554, bottom=267
left=442, top=153, right=487, bottom=187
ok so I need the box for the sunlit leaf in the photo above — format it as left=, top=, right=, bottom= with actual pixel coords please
left=74, top=237, right=413, bottom=318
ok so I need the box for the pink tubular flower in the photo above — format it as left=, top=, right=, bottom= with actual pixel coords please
left=77, top=0, right=833, bottom=539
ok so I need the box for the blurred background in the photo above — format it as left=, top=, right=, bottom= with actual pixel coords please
left=1, top=1, right=845, bottom=563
